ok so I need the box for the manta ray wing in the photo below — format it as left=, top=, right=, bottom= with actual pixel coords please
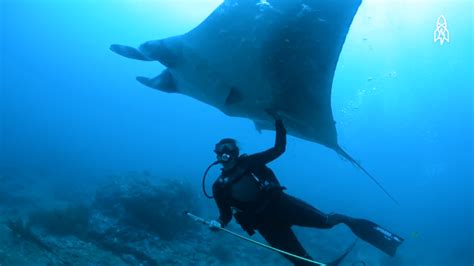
left=111, top=0, right=399, bottom=204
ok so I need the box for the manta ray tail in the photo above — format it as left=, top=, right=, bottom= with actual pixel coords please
left=335, top=145, right=399, bottom=205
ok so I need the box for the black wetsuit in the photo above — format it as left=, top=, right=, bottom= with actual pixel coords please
left=212, top=120, right=336, bottom=266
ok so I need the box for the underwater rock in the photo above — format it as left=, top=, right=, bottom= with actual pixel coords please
left=28, top=204, right=91, bottom=238
left=6, top=218, right=55, bottom=254
left=94, top=177, right=201, bottom=240
left=88, top=230, right=159, bottom=266
left=3, top=174, right=219, bottom=265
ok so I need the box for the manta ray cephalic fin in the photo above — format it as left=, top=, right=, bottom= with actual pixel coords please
left=110, top=44, right=153, bottom=61
left=136, top=69, right=177, bottom=93
left=138, top=39, right=182, bottom=68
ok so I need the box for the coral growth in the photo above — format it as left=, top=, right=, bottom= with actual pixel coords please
left=94, top=178, right=201, bottom=240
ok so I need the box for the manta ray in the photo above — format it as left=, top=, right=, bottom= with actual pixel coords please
left=111, top=0, right=397, bottom=204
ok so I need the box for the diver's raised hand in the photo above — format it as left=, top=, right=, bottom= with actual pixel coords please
left=265, top=108, right=282, bottom=121
left=265, top=109, right=286, bottom=133
left=275, top=118, right=286, bottom=133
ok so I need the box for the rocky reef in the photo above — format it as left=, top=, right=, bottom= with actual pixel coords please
left=0, top=172, right=286, bottom=265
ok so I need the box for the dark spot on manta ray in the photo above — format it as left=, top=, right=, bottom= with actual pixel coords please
left=225, top=87, right=243, bottom=106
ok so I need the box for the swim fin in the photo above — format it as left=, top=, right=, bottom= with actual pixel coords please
left=348, top=218, right=404, bottom=257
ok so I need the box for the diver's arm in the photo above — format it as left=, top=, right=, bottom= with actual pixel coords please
left=248, top=119, right=286, bottom=165
left=212, top=182, right=232, bottom=226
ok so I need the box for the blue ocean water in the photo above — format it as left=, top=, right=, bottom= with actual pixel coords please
left=0, top=0, right=472, bottom=265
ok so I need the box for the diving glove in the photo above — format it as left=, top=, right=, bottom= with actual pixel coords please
left=209, top=220, right=222, bottom=231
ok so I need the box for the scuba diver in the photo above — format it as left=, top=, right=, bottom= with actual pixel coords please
left=205, top=115, right=404, bottom=265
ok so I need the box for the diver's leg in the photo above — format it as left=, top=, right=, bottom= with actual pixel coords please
left=280, top=194, right=349, bottom=228
left=279, top=194, right=404, bottom=256
left=257, top=225, right=314, bottom=266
